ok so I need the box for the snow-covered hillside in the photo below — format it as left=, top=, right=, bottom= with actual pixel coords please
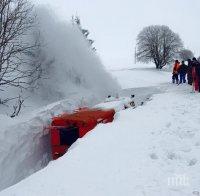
left=1, top=65, right=200, bottom=196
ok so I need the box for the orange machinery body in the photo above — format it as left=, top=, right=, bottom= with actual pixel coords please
left=50, top=108, right=115, bottom=160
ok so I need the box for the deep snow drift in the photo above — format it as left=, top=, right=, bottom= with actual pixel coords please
left=0, top=97, right=99, bottom=191
left=0, top=7, right=120, bottom=190
left=2, top=62, right=200, bottom=196
left=1, top=84, right=200, bottom=196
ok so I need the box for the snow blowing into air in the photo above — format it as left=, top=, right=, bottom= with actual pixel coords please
left=0, top=5, right=120, bottom=115
left=1, top=0, right=200, bottom=196
left=0, top=3, right=119, bottom=192
left=31, top=7, right=120, bottom=104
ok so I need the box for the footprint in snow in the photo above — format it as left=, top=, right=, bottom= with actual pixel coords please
left=188, top=158, right=198, bottom=166
left=180, top=147, right=192, bottom=153
left=166, top=122, right=172, bottom=128
left=167, top=152, right=179, bottom=160
left=178, top=130, right=195, bottom=139
left=150, top=153, right=158, bottom=160
left=195, top=142, right=200, bottom=147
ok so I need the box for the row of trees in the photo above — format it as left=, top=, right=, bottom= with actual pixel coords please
left=136, top=25, right=194, bottom=69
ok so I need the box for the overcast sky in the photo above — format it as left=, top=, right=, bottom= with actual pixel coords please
left=34, top=0, right=200, bottom=68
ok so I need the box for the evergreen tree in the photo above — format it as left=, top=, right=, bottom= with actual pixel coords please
left=72, top=16, right=96, bottom=52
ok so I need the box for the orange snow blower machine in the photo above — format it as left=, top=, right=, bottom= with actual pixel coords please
left=49, top=108, right=115, bottom=160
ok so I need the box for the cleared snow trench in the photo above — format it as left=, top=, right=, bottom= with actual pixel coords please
left=0, top=98, right=92, bottom=191
left=0, top=86, right=161, bottom=191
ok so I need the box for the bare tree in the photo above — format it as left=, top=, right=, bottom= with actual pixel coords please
left=10, top=95, right=24, bottom=117
left=0, top=0, right=41, bottom=90
left=178, top=49, right=194, bottom=61
left=136, top=25, right=183, bottom=69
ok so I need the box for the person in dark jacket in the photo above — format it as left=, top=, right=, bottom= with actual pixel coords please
left=187, top=59, right=193, bottom=85
left=178, top=61, right=188, bottom=84
left=192, top=57, right=200, bottom=92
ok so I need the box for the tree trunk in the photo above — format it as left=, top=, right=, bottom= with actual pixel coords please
left=155, top=63, right=162, bottom=69
left=154, top=60, right=159, bottom=69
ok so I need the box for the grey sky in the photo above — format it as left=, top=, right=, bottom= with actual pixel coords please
left=34, top=0, right=200, bottom=68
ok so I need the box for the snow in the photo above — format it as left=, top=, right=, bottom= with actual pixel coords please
left=94, top=96, right=135, bottom=112
left=0, top=115, right=16, bottom=130
left=0, top=96, right=102, bottom=191
left=0, top=6, right=121, bottom=189
left=111, top=66, right=171, bottom=89
left=0, top=3, right=198, bottom=196
left=29, top=6, right=120, bottom=104
left=108, top=63, right=155, bottom=71
left=1, top=62, right=200, bottom=196
left=0, top=6, right=120, bottom=115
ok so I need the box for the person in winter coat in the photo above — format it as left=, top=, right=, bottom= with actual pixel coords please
left=196, top=60, right=200, bottom=92
left=187, top=59, right=193, bottom=85
left=192, top=57, right=200, bottom=92
left=172, top=60, right=180, bottom=84
left=178, top=61, right=188, bottom=84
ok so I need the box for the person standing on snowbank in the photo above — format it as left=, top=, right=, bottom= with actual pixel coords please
left=172, top=60, right=180, bottom=84
left=187, top=59, right=193, bottom=85
left=178, top=61, right=188, bottom=84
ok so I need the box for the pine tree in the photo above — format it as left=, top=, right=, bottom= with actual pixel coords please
left=72, top=15, right=96, bottom=52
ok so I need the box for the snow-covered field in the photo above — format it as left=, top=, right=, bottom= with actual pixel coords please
left=1, top=65, right=200, bottom=196
left=111, top=66, right=171, bottom=89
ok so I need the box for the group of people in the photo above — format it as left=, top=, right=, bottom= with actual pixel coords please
left=172, top=57, right=200, bottom=92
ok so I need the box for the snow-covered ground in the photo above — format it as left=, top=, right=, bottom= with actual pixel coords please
left=110, top=63, right=171, bottom=89
left=0, top=6, right=120, bottom=190
left=0, top=96, right=100, bottom=191
left=1, top=65, right=200, bottom=196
